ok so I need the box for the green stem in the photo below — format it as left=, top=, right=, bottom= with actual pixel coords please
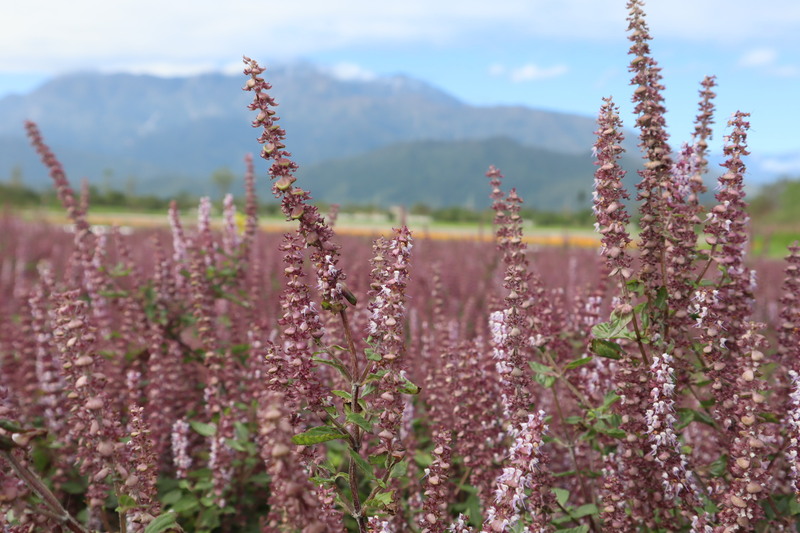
left=337, top=307, right=367, bottom=532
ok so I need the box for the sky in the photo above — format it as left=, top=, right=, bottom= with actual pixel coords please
left=2, top=0, right=799, bottom=166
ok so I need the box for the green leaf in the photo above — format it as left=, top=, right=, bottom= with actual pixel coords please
left=116, top=493, right=137, bottom=513
left=60, top=480, right=87, bottom=494
left=144, top=513, right=180, bottom=533
left=197, top=508, right=220, bottom=529
left=346, top=412, right=374, bottom=433
left=161, top=489, right=183, bottom=506
left=636, top=302, right=650, bottom=332
left=677, top=408, right=715, bottom=429
left=365, top=348, right=382, bottom=362
left=564, top=357, right=593, bottom=370
left=709, top=454, right=728, bottom=477
left=170, top=494, right=200, bottom=513
left=552, top=487, right=570, bottom=507
left=31, top=442, right=51, bottom=471
left=312, top=356, right=352, bottom=380
left=390, top=461, right=408, bottom=478
left=190, top=421, right=217, bottom=437
left=364, top=490, right=394, bottom=509
left=0, top=419, right=24, bottom=432
left=590, top=339, right=623, bottom=360
left=331, top=390, right=352, bottom=400
left=230, top=343, right=251, bottom=356
left=572, top=503, right=599, bottom=518
left=653, top=286, right=668, bottom=309
left=365, top=369, right=389, bottom=383
left=348, top=448, right=375, bottom=480
left=529, top=361, right=556, bottom=375
left=397, top=375, right=421, bottom=395
left=292, top=426, right=347, bottom=445
left=99, top=289, right=129, bottom=299
left=234, top=421, right=250, bottom=440
left=415, top=450, right=433, bottom=468
left=676, top=408, right=695, bottom=430
left=309, top=475, right=332, bottom=485
left=369, top=452, right=388, bottom=466
left=625, top=279, right=643, bottom=295
left=693, top=409, right=716, bottom=427
left=556, top=526, right=589, bottom=533
left=529, top=361, right=557, bottom=388
left=601, top=392, right=620, bottom=409
left=601, top=428, right=626, bottom=439
left=759, top=411, right=781, bottom=423
left=225, top=438, right=248, bottom=452
left=591, top=312, right=634, bottom=340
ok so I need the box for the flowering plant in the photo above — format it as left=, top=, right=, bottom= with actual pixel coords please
left=1, top=1, right=799, bottom=532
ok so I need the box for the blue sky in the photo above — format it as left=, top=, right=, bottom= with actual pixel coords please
left=2, top=0, right=799, bottom=166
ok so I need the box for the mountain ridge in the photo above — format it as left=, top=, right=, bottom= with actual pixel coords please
left=0, top=64, right=787, bottom=207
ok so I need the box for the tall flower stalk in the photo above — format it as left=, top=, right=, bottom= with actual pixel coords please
left=243, top=57, right=418, bottom=531
left=627, top=0, right=673, bottom=299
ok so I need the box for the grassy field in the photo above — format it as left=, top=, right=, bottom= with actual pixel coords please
left=17, top=205, right=604, bottom=248
left=13, top=205, right=800, bottom=257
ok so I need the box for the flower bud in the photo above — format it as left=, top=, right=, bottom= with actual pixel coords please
left=272, top=444, right=290, bottom=458
left=730, top=495, right=747, bottom=508
left=97, top=441, right=115, bottom=456
left=85, top=397, right=104, bottom=410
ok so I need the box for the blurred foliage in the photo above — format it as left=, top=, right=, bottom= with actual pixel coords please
left=5, top=174, right=800, bottom=233
left=748, top=177, right=800, bottom=225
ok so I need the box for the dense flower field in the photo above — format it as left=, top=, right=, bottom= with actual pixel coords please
left=2, top=1, right=800, bottom=532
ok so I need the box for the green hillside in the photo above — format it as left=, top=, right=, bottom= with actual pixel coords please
left=297, top=136, right=640, bottom=211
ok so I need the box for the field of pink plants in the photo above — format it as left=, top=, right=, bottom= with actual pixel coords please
left=2, top=1, right=800, bottom=532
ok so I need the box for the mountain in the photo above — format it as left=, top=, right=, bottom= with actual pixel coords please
left=297, top=136, right=630, bottom=210
left=0, top=65, right=609, bottom=201
left=2, top=64, right=768, bottom=208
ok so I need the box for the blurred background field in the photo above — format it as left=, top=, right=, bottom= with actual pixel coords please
left=3, top=175, right=797, bottom=257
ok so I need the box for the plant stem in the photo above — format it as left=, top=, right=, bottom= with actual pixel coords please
left=618, top=274, right=651, bottom=367
left=629, top=309, right=651, bottom=367
left=338, top=307, right=368, bottom=531
left=340, top=309, right=360, bottom=382
left=2, top=450, right=88, bottom=533
left=694, top=243, right=718, bottom=284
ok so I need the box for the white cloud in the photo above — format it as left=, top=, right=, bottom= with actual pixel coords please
left=488, top=64, right=507, bottom=77
left=0, top=0, right=798, bottom=74
left=509, top=63, right=568, bottom=82
left=323, top=62, right=377, bottom=82
left=98, top=62, right=223, bottom=78
left=739, top=48, right=778, bottom=68
left=738, top=47, right=798, bottom=77
left=490, top=63, right=568, bottom=82
left=772, top=64, right=800, bottom=77
left=760, top=154, right=800, bottom=175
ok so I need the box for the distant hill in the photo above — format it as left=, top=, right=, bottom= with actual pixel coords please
left=1, top=64, right=767, bottom=208
left=0, top=65, right=613, bottom=204
left=297, top=136, right=645, bottom=211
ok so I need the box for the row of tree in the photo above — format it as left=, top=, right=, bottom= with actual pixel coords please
left=3, top=166, right=799, bottom=228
